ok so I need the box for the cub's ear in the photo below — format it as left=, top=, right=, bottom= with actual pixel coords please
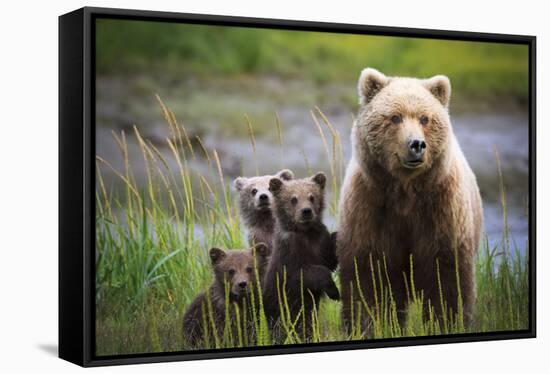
left=276, top=169, right=294, bottom=181
left=233, top=177, right=246, bottom=191
left=209, top=247, right=226, bottom=266
left=312, top=172, right=326, bottom=189
left=269, top=177, right=284, bottom=194
left=358, top=68, right=389, bottom=106
left=252, top=242, right=271, bottom=259
left=423, top=75, right=451, bottom=108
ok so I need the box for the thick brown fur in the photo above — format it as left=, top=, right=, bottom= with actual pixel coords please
left=263, top=173, right=339, bottom=340
left=182, top=244, right=270, bottom=348
left=337, top=68, right=482, bottom=334
left=234, top=170, right=294, bottom=249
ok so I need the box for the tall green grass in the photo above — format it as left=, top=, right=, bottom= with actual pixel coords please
left=95, top=99, right=529, bottom=355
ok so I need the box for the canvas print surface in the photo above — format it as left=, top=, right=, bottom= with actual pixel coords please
left=94, top=18, right=530, bottom=356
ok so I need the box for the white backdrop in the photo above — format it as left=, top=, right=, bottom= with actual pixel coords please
left=0, top=0, right=546, bottom=372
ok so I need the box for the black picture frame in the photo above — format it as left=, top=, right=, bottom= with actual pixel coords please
left=59, top=6, right=537, bottom=367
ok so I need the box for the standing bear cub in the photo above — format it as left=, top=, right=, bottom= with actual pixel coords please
left=182, top=243, right=270, bottom=348
left=263, top=172, right=339, bottom=340
left=234, top=169, right=294, bottom=249
left=337, top=68, right=482, bottom=333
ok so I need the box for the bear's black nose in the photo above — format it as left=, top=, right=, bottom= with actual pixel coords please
left=238, top=281, right=247, bottom=289
left=408, top=139, right=426, bottom=157
left=301, top=208, right=313, bottom=219
left=259, top=193, right=268, bottom=202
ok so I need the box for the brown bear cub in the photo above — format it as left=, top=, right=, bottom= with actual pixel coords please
left=234, top=169, right=294, bottom=249
left=182, top=243, right=270, bottom=348
left=262, top=172, right=339, bottom=340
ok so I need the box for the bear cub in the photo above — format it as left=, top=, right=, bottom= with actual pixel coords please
left=234, top=169, right=294, bottom=249
left=262, top=172, right=339, bottom=338
left=182, top=243, right=270, bottom=348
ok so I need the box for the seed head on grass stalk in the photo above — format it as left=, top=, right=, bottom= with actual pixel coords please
left=212, top=150, right=242, bottom=248
left=245, top=114, right=259, bottom=176
left=311, top=109, right=339, bottom=215
left=146, top=139, right=181, bottom=225
left=156, top=94, right=195, bottom=160
left=300, top=148, right=312, bottom=175
left=195, top=135, right=212, bottom=166
left=134, top=126, right=163, bottom=224
left=315, top=106, right=344, bottom=207
left=166, top=137, right=196, bottom=246
left=111, top=130, right=138, bottom=235
left=96, top=156, right=141, bottom=202
left=96, top=161, right=112, bottom=219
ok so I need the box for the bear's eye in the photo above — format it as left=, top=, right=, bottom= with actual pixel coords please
left=420, top=115, right=429, bottom=126
left=246, top=267, right=253, bottom=274
left=291, top=196, right=298, bottom=205
left=391, top=114, right=402, bottom=124
left=251, top=188, right=258, bottom=196
left=309, top=195, right=315, bottom=203
left=228, top=269, right=236, bottom=276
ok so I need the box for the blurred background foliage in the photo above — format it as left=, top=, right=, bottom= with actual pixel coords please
left=96, top=19, right=529, bottom=104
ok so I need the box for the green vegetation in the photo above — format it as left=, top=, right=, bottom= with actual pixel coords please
left=95, top=100, right=529, bottom=355
left=96, top=19, right=529, bottom=104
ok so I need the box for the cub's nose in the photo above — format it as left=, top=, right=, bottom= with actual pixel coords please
left=408, top=139, right=426, bottom=157
left=238, top=281, right=247, bottom=289
left=259, top=193, right=268, bottom=202
left=301, top=208, right=313, bottom=219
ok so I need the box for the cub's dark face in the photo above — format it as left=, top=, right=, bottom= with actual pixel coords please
left=209, top=244, right=270, bottom=297
left=234, top=170, right=294, bottom=222
left=355, top=68, right=451, bottom=180
left=269, top=173, right=326, bottom=231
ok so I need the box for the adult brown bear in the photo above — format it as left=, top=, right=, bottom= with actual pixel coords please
left=337, top=68, right=482, bottom=334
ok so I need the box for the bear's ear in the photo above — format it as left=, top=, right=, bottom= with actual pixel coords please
left=311, top=172, right=326, bottom=189
left=276, top=169, right=294, bottom=181
left=423, top=75, right=451, bottom=108
left=358, top=68, right=389, bottom=106
left=269, top=177, right=284, bottom=194
left=252, top=242, right=271, bottom=259
left=233, top=177, right=246, bottom=191
left=209, top=247, right=226, bottom=266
